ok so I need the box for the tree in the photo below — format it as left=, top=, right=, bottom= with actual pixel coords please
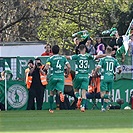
left=0, top=0, right=133, bottom=55
left=0, top=0, right=48, bottom=41
left=38, top=0, right=133, bottom=54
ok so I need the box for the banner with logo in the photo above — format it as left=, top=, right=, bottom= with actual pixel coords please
left=0, top=80, right=28, bottom=110
left=0, top=80, right=55, bottom=110
left=88, top=79, right=133, bottom=109
left=0, top=79, right=133, bottom=110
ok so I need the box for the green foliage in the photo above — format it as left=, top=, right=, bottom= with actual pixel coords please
left=38, top=18, right=78, bottom=54
left=37, top=0, right=133, bottom=54
left=1, top=0, right=133, bottom=51
left=38, top=19, right=78, bottom=42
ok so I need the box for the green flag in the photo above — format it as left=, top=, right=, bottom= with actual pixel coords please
left=110, top=28, right=118, bottom=37
left=116, top=35, right=129, bottom=55
left=125, top=19, right=133, bottom=36
left=72, top=30, right=89, bottom=39
left=116, top=35, right=129, bottom=64
left=102, top=27, right=117, bottom=36
left=122, top=35, right=129, bottom=55
left=5, top=61, right=13, bottom=80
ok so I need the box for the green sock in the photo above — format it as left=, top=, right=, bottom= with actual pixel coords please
left=75, top=92, right=80, bottom=99
left=103, top=102, right=108, bottom=109
left=103, top=94, right=109, bottom=99
left=49, top=96, right=53, bottom=110
left=81, top=98, right=86, bottom=108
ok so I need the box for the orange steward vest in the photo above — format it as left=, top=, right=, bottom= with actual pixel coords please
left=64, top=74, right=73, bottom=86
left=25, top=68, right=30, bottom=84
left=26, top=66, right=47, bottom=89
left=88, top=77, right=100, bottom=93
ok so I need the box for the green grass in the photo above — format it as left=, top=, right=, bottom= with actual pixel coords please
left=0, top=110, right=133, bottom=133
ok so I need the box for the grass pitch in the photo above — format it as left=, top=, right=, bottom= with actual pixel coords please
left=0, top=110, right=132, bottom=133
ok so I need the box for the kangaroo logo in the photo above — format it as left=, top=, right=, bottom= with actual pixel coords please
left=8, top=84, right=28, bottom=108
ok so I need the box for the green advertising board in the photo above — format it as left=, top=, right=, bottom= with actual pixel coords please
left=0, top=55, right=133, bottom=110
left=0, top=55, right=132, bottom=80
left=0, top=79, right=132, bottom=110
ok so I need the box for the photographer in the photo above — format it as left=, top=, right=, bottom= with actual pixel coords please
left=26, top=58, right=47, bottom=110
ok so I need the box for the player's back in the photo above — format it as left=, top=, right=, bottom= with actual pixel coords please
left=75, top=54, right=92, bottom=74
left=100, top=56, right=119, bottom=81
left=49, top=55, right=67, bottom=76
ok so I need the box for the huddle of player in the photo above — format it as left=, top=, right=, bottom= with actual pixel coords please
left=44, top=44, right=121, bottom=113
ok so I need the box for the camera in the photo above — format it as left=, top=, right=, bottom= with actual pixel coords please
left=131, top=91, right=133, bottom=96
left=36, top=62, right=42, bottom=67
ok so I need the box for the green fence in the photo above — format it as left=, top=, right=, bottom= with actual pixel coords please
left=0, top=54, right=132, bottom=80
left=0, top=79, right=133, bottom=110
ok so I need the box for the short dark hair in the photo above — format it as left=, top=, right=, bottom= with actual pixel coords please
left=35, top=57, right=41, bottom=62
left=73, top=37, right=79, bottom=41
left=79, top=44, right=86, bottom=51
left=27, top=59, right=33, bottom=64
left=52, top=45, right=60, bottom=54
left=44, top=43, right=51, bottom=49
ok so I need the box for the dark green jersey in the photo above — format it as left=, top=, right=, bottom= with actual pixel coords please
left=98, top=56, right=121, bottom=80
left=70, top=54, right=94, bottom=74
left=46, top=55, right=69, bottom=76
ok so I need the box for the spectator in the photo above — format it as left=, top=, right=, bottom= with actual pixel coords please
left=96, top=43, right=105, bottom=55
left=109, top=30, right=123, bottom=57
left=85, top=37, right=96, bottom=55
left=128, top=34, right=133, bottom=56
left=73, top=31, right=90, bottom=54
left=73, top=37, right=80, bottom=54
left=95, top=36, right=106, bottom=52
left=56, top=69, right=78, bottom=110
left=64, top=70, right=78, bottom=110
left=73, top=37, right=80, bottom=47
left=41, top=43, right=53, bottom=56
left=26, top=58, right=47, bottom=110
left=45, top=45, right=71, bottom=113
